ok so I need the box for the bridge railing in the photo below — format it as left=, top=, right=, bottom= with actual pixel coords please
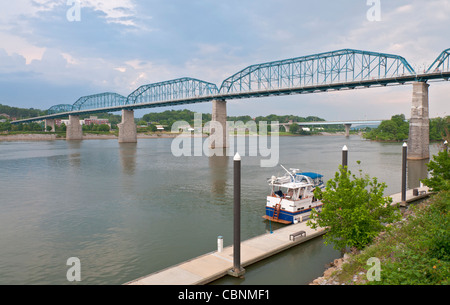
left=219, top=49, right=416, bottom=95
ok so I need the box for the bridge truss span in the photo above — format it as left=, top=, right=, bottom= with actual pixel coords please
left=126, top=77, right=219, bottom=106
left=72, top=92, right=127, bottom=112
left=13, top=47, right=450, bottom=126
left=427, top=48, right=450, bottom=74
left=219, top=49, right=416, bottom=95
left=48, top=104, right=74, bottom=115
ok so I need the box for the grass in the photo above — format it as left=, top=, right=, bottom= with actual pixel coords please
left=332, top=191, right=450, bottom=285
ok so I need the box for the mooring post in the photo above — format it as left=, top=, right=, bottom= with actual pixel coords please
left=229, top=153, right=245, bottom=278
left=217, top=236, right=223, bottom=253
left=402, top=143, right=408, bottom=203
left=444, top=140, right=448, bottom=153
left=342, top=145, right=348, bottom=170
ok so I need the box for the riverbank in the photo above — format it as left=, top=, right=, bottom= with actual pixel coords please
left=310, top=191, right=449, bottom=285
left=0, top=131, right=357, bottom=141
left=0, top=132, right=189, bottom=141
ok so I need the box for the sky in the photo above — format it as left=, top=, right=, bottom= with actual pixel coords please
left=0, top=0, right=449, bottom=120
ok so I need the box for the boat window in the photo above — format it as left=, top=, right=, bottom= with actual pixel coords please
left=287, top=189, right=294, bottom=198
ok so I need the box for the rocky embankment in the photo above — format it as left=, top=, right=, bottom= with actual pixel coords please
left=310, top=254, right=349, bottom=285
left=0, top=134, right=60, bottom=141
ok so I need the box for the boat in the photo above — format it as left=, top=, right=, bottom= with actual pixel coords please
left=262, top=166, right=325, bottom=224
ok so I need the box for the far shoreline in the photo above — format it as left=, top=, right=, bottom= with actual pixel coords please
left=0, top=131, right=361, bottom=142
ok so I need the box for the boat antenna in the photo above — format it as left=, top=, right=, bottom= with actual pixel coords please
left=280, top=164, right=295, bottom=180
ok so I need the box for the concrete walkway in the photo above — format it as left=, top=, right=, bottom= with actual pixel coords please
left=126, top=221, right=325, bottom=285
left=125, top=186, right=430, bottom=285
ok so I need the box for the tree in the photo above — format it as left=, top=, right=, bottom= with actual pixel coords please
left=97, top=124, right=110, bottom=132
left=147, top=124, right=157, bottom=132
left=422, top=150, right=450, bottom=192
left=289, top=124, right=300, bottom=134
left=308, top=165, right=401, bottom=251
left=364, top=114, right=409, bottom=142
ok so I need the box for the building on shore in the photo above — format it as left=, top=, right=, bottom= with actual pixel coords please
left=56, top=116, right=110, bottom=127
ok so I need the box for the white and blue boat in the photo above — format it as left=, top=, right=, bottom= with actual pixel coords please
left=263, top=166, right=325, bottom=224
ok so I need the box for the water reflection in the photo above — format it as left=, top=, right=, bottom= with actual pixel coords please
left=407, top=159, right=429, bottom=189
left=67, top=141, right=81, bottom=169
left=119, top=143, right=137, bottom=176
left=208, top=148, right=229, bottom=196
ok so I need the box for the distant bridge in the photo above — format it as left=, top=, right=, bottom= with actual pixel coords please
left=12, top=48, right=450, bottom=159
left=273, top=120, right=383, bottom=135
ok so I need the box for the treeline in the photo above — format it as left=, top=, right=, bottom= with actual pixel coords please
left=0, top=104, right=46, bottom=119
left=363, top=114, right=450, bottom=142
left=139, top=109, right=326, bottom=126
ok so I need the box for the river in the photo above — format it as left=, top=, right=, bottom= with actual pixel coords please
left=0, top=135, right=438, bottom=285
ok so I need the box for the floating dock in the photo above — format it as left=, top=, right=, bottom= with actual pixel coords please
left=125, top=186, right=430, bottom=285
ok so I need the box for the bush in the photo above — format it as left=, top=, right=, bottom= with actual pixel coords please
left=422, top=150, right=450, bottom=192
left=308, top=165, right=401, bottom=251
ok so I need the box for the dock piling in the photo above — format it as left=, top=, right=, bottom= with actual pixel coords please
left=342, top=145, right=348, bottom=169
left=229, top=153, right=245, bottom=278
left=402, top=143, right=408, bottom=203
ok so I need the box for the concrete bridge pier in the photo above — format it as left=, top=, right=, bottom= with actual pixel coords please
left=118, top=110, right=137, bottom=143
left=66, top=115, right=83, bottom=141
left=45, top=119, right=55, bottom=132
left=209, top=99, right=229, bottom=149
left=344, top=124, right=352, bottom=137
left=408, top=82, right=430, bottom=160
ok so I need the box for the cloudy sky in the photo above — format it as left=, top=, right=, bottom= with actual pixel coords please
left=0, top=0, right=449, bottom=120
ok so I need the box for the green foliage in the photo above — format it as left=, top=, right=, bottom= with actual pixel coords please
left=330, top=191, right=450, bottom=285
left=254, top=114, right=325, bottom=124
left=363, top=114, right=409, bottom=142
left=369, top=192, right=450, bottom=284
left=422, top=150, right=450, bottom=192
left=0, top=121, right=12, bottom=132
left=425, top=192, right=450, bottom=261
left=82, top=124, right=110, bottom=132
left=0, top=104, right=46, bottom=119
left=147, top=124, right=157, bottom=132
left=364, top=114, right=450, bottom=142
left=289, top=124, right=300, bottom=134
left=142, top=109, right=210, bottom=127
left=308, top=165, right=401, bottom=251
left=429, top=117, right=450, bottom=142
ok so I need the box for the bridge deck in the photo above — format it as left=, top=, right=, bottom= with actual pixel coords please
left=125, top=186, right=430, bottom=285
left=12, top=70, right=450, bottom=125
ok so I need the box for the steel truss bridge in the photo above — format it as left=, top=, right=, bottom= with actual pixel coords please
left=14, top=48, right=450, bottom=124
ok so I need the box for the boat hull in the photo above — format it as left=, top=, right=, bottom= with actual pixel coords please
left=264, top=204, right=323, bottom=224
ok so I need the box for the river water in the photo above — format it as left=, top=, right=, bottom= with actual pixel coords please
left=0, top=135, right=437, bottom=285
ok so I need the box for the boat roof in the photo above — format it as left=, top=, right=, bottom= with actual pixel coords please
left=296, top=172, right=323, bottom=179
left=272, top=181, right=313, bottom=189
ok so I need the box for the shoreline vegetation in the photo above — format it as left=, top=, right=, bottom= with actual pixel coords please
left=363, top=114, right=449, bottom=143
left=309, top=137, right=449, bottom=285
left=310, top=191, right=449, bottom=285
left=1, top=107, right=448, bottom=143
left=0, top=131, right=356, bottom=141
